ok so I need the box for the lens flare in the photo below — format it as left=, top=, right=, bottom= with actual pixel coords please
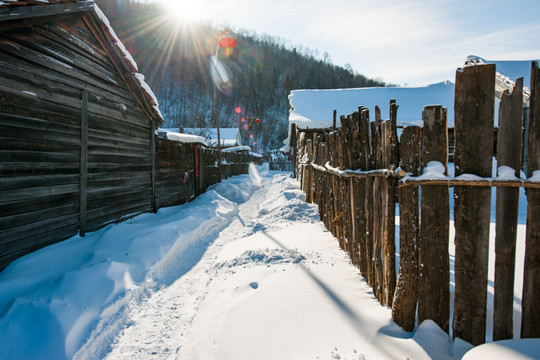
left=249, top=163, right=262, bottom=188
left=210, top=55, right=233, bottom=94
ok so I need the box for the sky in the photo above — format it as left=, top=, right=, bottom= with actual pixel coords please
left=156, top=0, right=540, bottom=86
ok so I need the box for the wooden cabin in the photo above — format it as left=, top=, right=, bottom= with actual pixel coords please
left=0, top=1, right=164, bottom=270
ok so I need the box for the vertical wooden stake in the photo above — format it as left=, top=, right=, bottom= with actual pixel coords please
left=79, top=91, right=88, bottom=237
left=453, top=64, right=495, bottom=346
left=392, top=125, right=422, bottom=332
left=522, top=61, right=540, bottom=338
left=418, top=105, right=450, bottom=333
left=493, top=78, right=523, bottom=340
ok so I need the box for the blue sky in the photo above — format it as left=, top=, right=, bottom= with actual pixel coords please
left=160, top=0, right=540, bottom=86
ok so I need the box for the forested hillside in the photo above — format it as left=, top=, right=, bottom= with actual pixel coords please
left=95, top=0, right=386, bottom=150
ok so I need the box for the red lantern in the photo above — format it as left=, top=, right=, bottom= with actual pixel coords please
left=218, top=35, right=236, bottom=56
left=255, top=118, right=261, bottom=124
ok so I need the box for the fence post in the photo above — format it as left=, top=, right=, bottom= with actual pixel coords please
left=418, top=105, right=450, bottom=333
left=305, top=139, right=313, bottom=202
left=383, top=119, right=397, bottom=307
left=493, top=78, right=523, bottom=340
left=522, top=61, right=540, bottom=338
left=392, top=125, right=422, bottom=332
left=453, top=64, right=495, bottom=346
left=358, top=108, right=371, bottom=280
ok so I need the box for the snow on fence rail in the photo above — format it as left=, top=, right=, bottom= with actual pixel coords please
left=295, top=62, right=540, bottom=346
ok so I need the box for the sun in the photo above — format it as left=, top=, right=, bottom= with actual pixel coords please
left=162, top=0, right=207, bottom=21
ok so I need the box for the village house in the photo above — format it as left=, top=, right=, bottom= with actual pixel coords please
left=0, top=0, right=164, bottom=270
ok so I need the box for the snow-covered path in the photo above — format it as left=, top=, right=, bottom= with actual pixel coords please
left=1, top=166, right=476, bottom=359
left=103, top=168, right=280, bottom=358
left=101, top=168, right=470, bottom=360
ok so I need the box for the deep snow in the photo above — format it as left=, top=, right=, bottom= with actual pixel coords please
left=0, top=165, right=534, bottom=359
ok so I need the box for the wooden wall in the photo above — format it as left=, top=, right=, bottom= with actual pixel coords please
left=155, top=138, right=197, bottom=209
left=0, top=14, right=154, bottom=270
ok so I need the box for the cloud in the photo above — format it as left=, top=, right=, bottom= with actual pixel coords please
left=157, top=0, right=540, bottom=85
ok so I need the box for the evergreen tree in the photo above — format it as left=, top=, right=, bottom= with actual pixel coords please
left=95, top=0, right=386, bottom=151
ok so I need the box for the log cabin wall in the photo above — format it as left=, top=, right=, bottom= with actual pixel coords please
left=0, top=7, right=156, bottom=270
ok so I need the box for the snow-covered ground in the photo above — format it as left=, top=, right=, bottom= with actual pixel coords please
left=0, top=165, right=534, bottom=359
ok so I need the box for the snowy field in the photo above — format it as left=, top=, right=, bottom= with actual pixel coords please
left=0, top=164, right=535, bottom=359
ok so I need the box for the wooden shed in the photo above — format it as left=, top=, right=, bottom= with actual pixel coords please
left=0, top=1, right=164, bottom=270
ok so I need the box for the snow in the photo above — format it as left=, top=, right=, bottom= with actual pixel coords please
left=170, top=128, right=242, bottom=147
left=528, top=170, right=540, bottom=182
left=0, top=165, right=536, bottom=359
left=221, top=145, right=251, bottom=152
left=497, top=165, right=520, bottom=180
left=466, top=55, right=538, bottom=90
left=462, top=338, right=540, bottom=360
left=155, top=128, right=207, bottom=145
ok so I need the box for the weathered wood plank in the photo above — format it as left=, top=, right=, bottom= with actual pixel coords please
left=385, top=119, right=397, bottom=306
left=0, top=183, right=80, bottom=203
left=453, top=64, right=495, bottom=346
left=418, top=105, right=450, bottom=333
left=151, top=120, right=156, bottom=213
left=4, top=28, right=125, bottom=90
left=0, top=71, right=148, bottom=128
left=0, top=212, right=79, bottom=246
left=392, top=125, right=422, bottom=332
left=0, top=149, right=79, bottom=163
left=0, top=174, right=79, bottom=190
left=0, top=95, right=81, bottom=127
left=80, top=90, right=88, bottom=236
left=0, top=137, right=80, bottom=153
left=0, top=193, right=78, bottom=219
left=0, top=50, right=136, bottom=109
left=372, top=175, right=384, bottom=303
left=0, top=2, right=93, bottom=24
left=0, top=117, right=80, bottom=142
left=0, top=27, right=136, bottom=102
left=0, top=202, right=79, bottom=231
left=493, top=78, right=523, bottom=340
left=522, top=61, right=540, bottom=338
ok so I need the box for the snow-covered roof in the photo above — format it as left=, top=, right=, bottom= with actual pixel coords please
left=222, top=146, right=251, bottom=153
left=465, top=55, right=538, bottom=105
left=179, top=128, right=241, bottom=147
left=155, top=128, right=206, bottom=145
left=289, top=81, right=455, bottom=129
left=0, top=0, right=164, bottom=124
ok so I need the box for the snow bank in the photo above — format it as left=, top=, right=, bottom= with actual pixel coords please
left=0, top=174, right=261, bottom=359
left=462, top=338, right=540, bottom=360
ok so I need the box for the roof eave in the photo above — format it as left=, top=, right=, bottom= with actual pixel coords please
left=0, top=2, right=94, bottom=24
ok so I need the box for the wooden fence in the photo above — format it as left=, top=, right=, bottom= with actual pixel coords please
left=267, top=150, right=294, bottom=172
left=296, top=62, right=540, bottom=345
